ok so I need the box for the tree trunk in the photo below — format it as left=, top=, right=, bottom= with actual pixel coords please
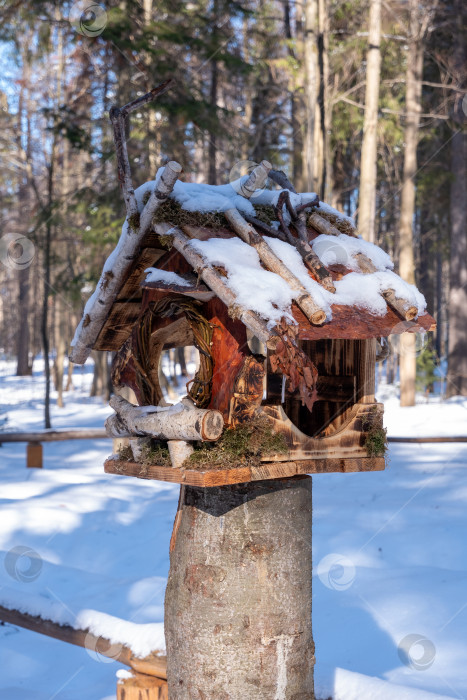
left=446, top=0, right=467, bottom=397
left=302, top=0, right=318, bottom=191
left=398, top=0, right=423, bottom=407
left=165, top=477, right=314, bottom=699
left=358, top=0, right=381, bottom=243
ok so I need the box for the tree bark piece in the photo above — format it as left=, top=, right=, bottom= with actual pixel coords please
left=225, top=208, right=327, bottom=325
left=164, top=477, right=314, bottom=699
left=235, top=159, right=272, bottom=199
left=105, top=395, right=224, bottom=442
left=70, top=160, right=181, bottom=365
left=155, top=223, right=273, bottom=344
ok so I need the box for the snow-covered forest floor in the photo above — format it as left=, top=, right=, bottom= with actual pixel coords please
left=0, top=358, right=466, bottom=700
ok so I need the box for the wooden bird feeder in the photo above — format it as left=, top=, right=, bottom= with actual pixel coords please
left=70, top=85, right=435, bottom=699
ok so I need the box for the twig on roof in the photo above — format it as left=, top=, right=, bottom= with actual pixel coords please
left=268, top=169, right=297, bottom=193
left=225, top=208, right=327, bottom=326
left=235, top=160, right=272, bottom=199
left=109, top=80, right=176, bottom=219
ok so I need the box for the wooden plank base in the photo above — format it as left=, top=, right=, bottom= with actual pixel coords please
left=117, top=671, right=168, bottom=700
left=104, top=454, right=385, bottom=487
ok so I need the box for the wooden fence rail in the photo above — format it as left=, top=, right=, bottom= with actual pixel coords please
left=1, top=429, right=466, bottom=469
left=0, top=429, right=110, bottom=468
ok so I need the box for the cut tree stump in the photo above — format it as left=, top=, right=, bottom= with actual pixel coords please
left=117, top=671, right=168, bottom=700
left=27, top=442, right=43, bottom=468
left=164, top=476, right=315, bottom=699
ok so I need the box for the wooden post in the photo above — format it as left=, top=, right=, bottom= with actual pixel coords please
left=117, top=671, right=168, bottom=700
left=26, top=442, right=43, bottom=468
left=164, top=476, right=314, bottom=699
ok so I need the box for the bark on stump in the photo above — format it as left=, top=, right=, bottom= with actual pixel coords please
left=165, top=476, right=314, bottom=699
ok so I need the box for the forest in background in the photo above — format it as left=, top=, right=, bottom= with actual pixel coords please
left=0, top=0, right=466, bottom=427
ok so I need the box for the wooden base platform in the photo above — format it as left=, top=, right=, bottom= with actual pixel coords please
left=104, top=454, right=385, bottom=487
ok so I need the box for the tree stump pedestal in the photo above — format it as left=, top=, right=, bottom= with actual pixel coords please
left=165, top=476, right=315, bottom=699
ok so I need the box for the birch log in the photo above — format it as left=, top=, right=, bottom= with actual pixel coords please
left=139, top=161, right=182, bottom=234
left=308, top=211, right=358, bottom=238
left=105, top=395, right=224, bottom=441
left=353, top=253, right=418, bottom=321
left=225, top=208, right=327, bottom=325
left=70, top=160, right=181, bottom=364
left=235, top=160, right=272, bottom=199
left=154, top=223, right=273, bottom=344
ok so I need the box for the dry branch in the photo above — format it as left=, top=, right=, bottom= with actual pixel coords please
left=106, top=395, right=224, bottom=442
left=154, top=222, right=273, bottom=344
left=225, top=208, right=327, bottom=325
left=268, top=169, right=297, bottom=193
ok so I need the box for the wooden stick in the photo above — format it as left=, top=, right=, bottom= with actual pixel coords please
left=109, top=106, right=138, bottom=219
left=154, top=222, right=273, bottom=344
left=105, top=395, right=224, bottom=442
left=109, top=80, right=175, bottom=218
left=353, top=253, right=418, bottom=321
left=120, top=79, right=175, bottom=118
left=70, top=161, right=181, bottom=364
left=225, top=208, right=327, bottom=325
left=139, top=161, right=182, bottom=234
left=236, top=160, right=272, bottom=199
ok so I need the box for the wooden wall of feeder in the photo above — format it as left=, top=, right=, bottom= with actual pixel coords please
left=70, top=113, right=435, bottom=488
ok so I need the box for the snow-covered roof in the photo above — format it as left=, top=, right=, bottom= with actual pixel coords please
left=70, top=165, right=435, bottom=364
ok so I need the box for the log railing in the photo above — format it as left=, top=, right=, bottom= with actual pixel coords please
left=0, top=429, right=110, bottom=468
left=1, top=429, right=466, bottom=470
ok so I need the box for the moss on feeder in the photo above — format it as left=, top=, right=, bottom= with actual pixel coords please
left=186, top=414, right=288, bottom=470
left=361, top=406, right=388, bottom=458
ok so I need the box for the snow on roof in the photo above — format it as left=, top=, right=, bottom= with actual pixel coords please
left=71, top=166, right=429, bottom=362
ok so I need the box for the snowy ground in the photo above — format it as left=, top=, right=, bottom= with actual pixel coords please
left=0, top=358, right=466, bottom=699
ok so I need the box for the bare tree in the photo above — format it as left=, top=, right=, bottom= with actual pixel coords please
left=358, top=0, right=381, bottom=243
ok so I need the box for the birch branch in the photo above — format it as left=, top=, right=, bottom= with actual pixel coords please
left=353, top=253, right=418, bottom=321
left=70, top=161, right=181, bottom=364
left=154, top=222, right=274, bottom=344
left=309, top=212, right=359, bottom=239
left=235, top=160, right=272, bottom=199
left=139, top=161, right=182, bottom=234
left=106, top=395, right=224, bottom=441
left=225, top=208, right=327, bottom=325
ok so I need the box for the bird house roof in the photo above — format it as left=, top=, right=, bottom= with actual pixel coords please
left=70, top=163, right=435, bottom=364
